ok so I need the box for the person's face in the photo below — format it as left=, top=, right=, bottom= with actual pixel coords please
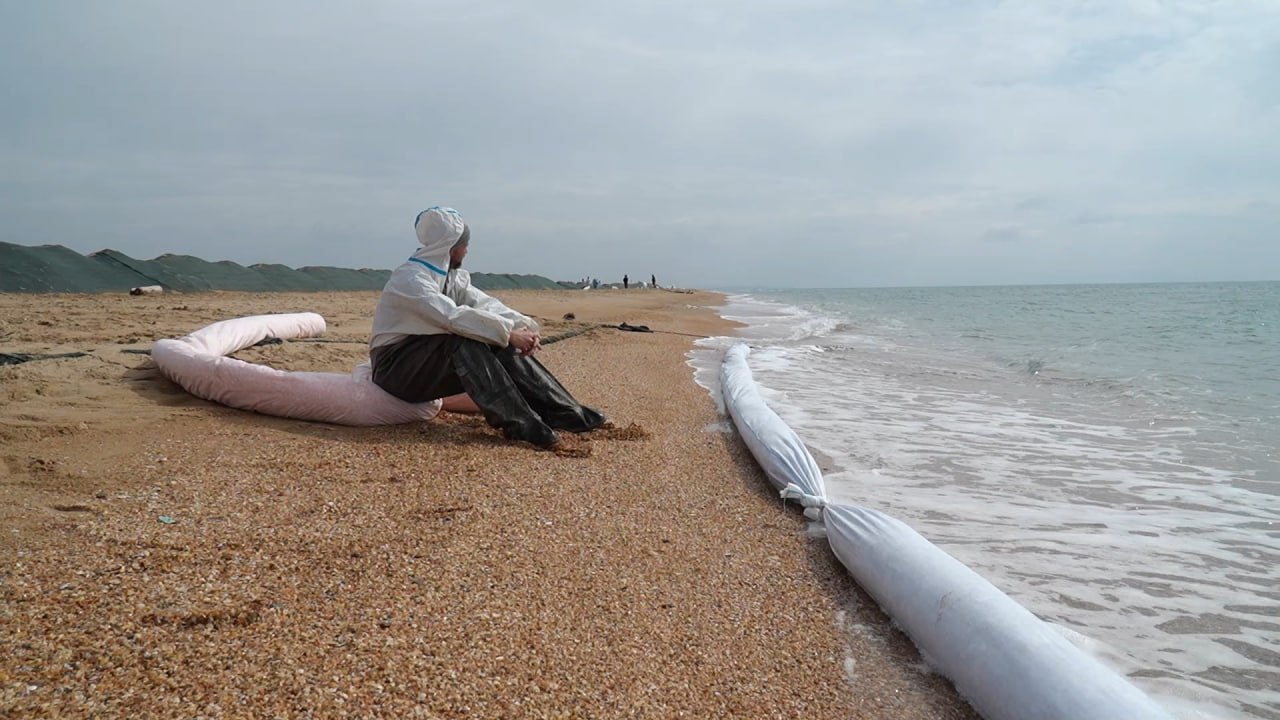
left=449, top=240, right=469, bottom=269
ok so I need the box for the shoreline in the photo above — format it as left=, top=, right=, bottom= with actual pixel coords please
left=0, top=289, right=977, bottom=718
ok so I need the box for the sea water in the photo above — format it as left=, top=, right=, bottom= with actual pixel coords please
left=688, top=282, right=1279, bottom=720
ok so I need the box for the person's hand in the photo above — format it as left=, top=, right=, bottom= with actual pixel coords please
left=509, top=328, right=541, bottom=356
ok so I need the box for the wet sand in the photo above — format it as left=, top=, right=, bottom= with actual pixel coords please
left=0, top=288, right=978, bottom=718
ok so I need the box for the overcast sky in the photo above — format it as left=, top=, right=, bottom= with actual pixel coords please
left=2, top=1, right=1277, bottom=288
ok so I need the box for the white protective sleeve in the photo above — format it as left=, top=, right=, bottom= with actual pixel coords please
left=824, top=505, right=1174, bottom=720
left=718, top=342, right=1174, bottom=720
left=719, top=344, right=826, bottom=512
left=462, top=283, right=539, bottom=334
left=151, top=313, right=441, bottom=426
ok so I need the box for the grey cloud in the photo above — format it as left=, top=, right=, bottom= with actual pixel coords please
left=1, top=0, right=1277, bottom=288
left=1072, top=211, right=1122, bottom=225
left=1049, top=34, right=1170, bottom=86
left=982, top=225, right=1027, bottom=243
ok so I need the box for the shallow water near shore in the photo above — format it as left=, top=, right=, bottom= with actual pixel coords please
left=690, top=281, right=1279, bottom=720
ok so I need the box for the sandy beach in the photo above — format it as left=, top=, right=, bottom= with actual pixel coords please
left=0, top=288, right=978, bottom=718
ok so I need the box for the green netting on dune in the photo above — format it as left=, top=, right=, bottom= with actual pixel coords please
left=90, top=249, right=213, bottom=291
left=0, top=242, right=573, bottom=293
left=0, top=242, right=152, bottom=292
left=148, top=256, right=269, bottom=291
left=248, top=264, right=328, bottom=291
left=297, top=266, right=390, bottom=291
left=471, top=273, right=565, bottom=290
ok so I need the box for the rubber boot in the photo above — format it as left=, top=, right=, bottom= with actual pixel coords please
left=451, top=340, right=558, bottom=448
left=495, top=348, right=608, bottom=432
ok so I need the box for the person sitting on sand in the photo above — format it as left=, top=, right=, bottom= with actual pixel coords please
left=368, top=206, right=607, bottom=449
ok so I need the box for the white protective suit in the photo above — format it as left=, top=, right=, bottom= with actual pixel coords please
left=370, top=207, right=539, bottom=351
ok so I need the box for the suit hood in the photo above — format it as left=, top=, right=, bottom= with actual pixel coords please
left=412, top=206, right=466, bottom=267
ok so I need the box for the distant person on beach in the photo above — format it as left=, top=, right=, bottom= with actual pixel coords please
left=368, top=206, right=607, bottom=449
left=651, top=274, right=656, bottom=289
left=623, top=274, right=629, bottom=289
